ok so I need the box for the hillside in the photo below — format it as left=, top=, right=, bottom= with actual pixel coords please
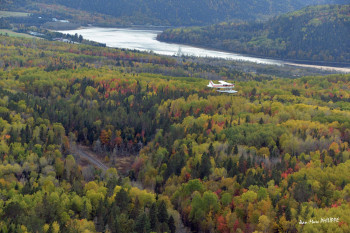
left=158, top=4, right=350, bottom=63
left=0, top=0, right=348, bottom=26
left=0, top=33, right=350, bottom=232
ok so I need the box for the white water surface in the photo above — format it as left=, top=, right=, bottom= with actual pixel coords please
left=59, top=27, right=282, bottom=65
left=59, top=27, right=350, bottom=72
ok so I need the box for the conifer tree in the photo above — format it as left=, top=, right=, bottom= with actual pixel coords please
left=168, top=216, right=176, bottom=233
left=149, top=202, right=158, bottom=231
left=157, top=200, right=168, bottom=223
left=234, top=145, right=239, bottom=154
left=200, top=152, right=212, bottom=179
left=134, top=212, right=150, bottom=233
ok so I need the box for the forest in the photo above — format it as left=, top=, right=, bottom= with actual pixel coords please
left=0, top=0, right=348, bottom=26
left=0, top=34, right=350, bottom=232
left=158, top=4, right=350, bottom=64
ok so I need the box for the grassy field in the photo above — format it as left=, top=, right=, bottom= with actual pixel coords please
left=0, top=10, right=30, bottom=17
left=0, top=29, right=36, bottom=38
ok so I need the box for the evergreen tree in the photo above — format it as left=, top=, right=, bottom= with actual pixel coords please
left=259, top=117, right=264, bottom=124
left=238, top=155, right=245, bottom=173
left=115, top=188, right=129, bottom=212
left=149, top=202, right=158, bottom=231
left=245, top=115, right=250, bottom=123
left=40, top=126, right=46, bottom=143
left=207, top=119, right=212, bottom=129
left=200, top=152, right=212, bottom=179
left=285, top=204, right=292, bottom=221
left=25, top=124, right=31, bottom=144
left=157, top=200, right=168, bottom=223
left=20, top=128, right=26, bottom=144
left=81, top=200, right=89, bottom=219
left=208, top=143, right=214, bottom=156
left=134, top=212, right=150, bottom=233
left=21, top=180, right=32, bottom=195
left=234, top=145, right=239, bottom=154
left=168, top=216, right=176, bottom=233
left=95, top=199, right=105, bottom=232
left=226, top=157, right=233, bottom=176
left=131, top=197, right=141, bottom=219
left=108, top=204, right=120, bottom=233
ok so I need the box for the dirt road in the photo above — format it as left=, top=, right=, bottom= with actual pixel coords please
left=70, top=145, right=109, bottom=171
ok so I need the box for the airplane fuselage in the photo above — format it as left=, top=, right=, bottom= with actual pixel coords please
left=207, top=80, right=237, bottom=93
left=207, top=85, right=234, bottom=89
left=207, top=81, right=235, bottom=89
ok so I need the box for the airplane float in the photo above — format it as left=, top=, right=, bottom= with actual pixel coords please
left=207, top=80, right=237, bottom=93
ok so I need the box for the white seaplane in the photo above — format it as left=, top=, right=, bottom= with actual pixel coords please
left=207, top=80, right=237, bottom=93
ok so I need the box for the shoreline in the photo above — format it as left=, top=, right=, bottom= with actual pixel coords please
left=63, top=24, right=173, bottom=31
left=156, top=37, right=350, bottom=69
left=58, top=26, right=350, bottom=73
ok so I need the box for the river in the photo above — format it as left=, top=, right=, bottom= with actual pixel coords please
left=59, top=27, right=350, bottom=73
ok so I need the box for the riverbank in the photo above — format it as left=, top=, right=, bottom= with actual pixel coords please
left=58, top=27, right=350, bottom=74
left=58, top=27, right=284, bottom=65
left=156, top=36, right=350, bottom=70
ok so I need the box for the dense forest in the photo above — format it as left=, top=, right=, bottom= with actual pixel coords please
left=0, top=33, right=350, bottom=232
left=0, top=3, right=129, bottom=28
left=0, top=0, right=348, bottom=26
left=158, top=4, right=350, bottom=64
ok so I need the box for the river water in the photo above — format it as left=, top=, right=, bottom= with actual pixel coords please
left=59, top=27, right=350, bottom=72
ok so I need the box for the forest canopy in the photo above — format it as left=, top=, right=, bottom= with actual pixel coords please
left=0, top=32, right=349, bottom=232
left=1, top=0, right=348, bottom=26
left=158, top=4, right=350, bottom=63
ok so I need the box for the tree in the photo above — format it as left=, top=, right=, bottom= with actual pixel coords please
left=239, top=155, right=245, bottom=173
left=259, top=117, right=264, bottom=124
left=100, top=129, right=112, bottom=145
left=293, top=179, right=311, bottom=202
left=208, top=143, right=214, bottom=156
left=246, top=115, right=251, bottom=123
left=202, top=191, right=219, bottom=213
left=226, top=157, right=234, bottom=176
left=115, top=188, right=129, bottom=212
left=157, top=200, right=168, bottom=223
left=117, top=214, right=134, bottom=233
left=216, top=215, right=228, bottom=233
left=234, top=145, right=239, bottom=154
left=190, top=193, right=205, bottom=226
left=81, top=200, right=90, bottom=219
left=257, top=215, right=271, bottom=233
left=134, top=213, right=150, bottom=233
left=168, top=216, right=176, bottom=233
left=183, top=179, right=204, bottom=196
left=131, top=197, right=141, bottom=219
left=64, top=154, right=76, bottom=180
left=4, top=202, right=24, bottom=224
left=50, top=221, right=60, bottom=233
left=200, top=152, right=212, bottom=179
left=149, top=203, right=158, bottom=231
left=54, top=158, right=64, bottom=180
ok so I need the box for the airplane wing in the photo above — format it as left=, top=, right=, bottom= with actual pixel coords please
left=218, top=80, right=233, bottom=85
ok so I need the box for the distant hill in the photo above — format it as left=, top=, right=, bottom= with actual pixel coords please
left=1, top=0, right=348, bottom=26
left=158, top=5, right=350, bottom=63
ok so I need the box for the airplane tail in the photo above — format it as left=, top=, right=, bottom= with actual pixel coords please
left=207, top=81, right=214, bottom=87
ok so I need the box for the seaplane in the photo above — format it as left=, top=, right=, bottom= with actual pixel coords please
left=207, top=80, right=237, bottom=93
